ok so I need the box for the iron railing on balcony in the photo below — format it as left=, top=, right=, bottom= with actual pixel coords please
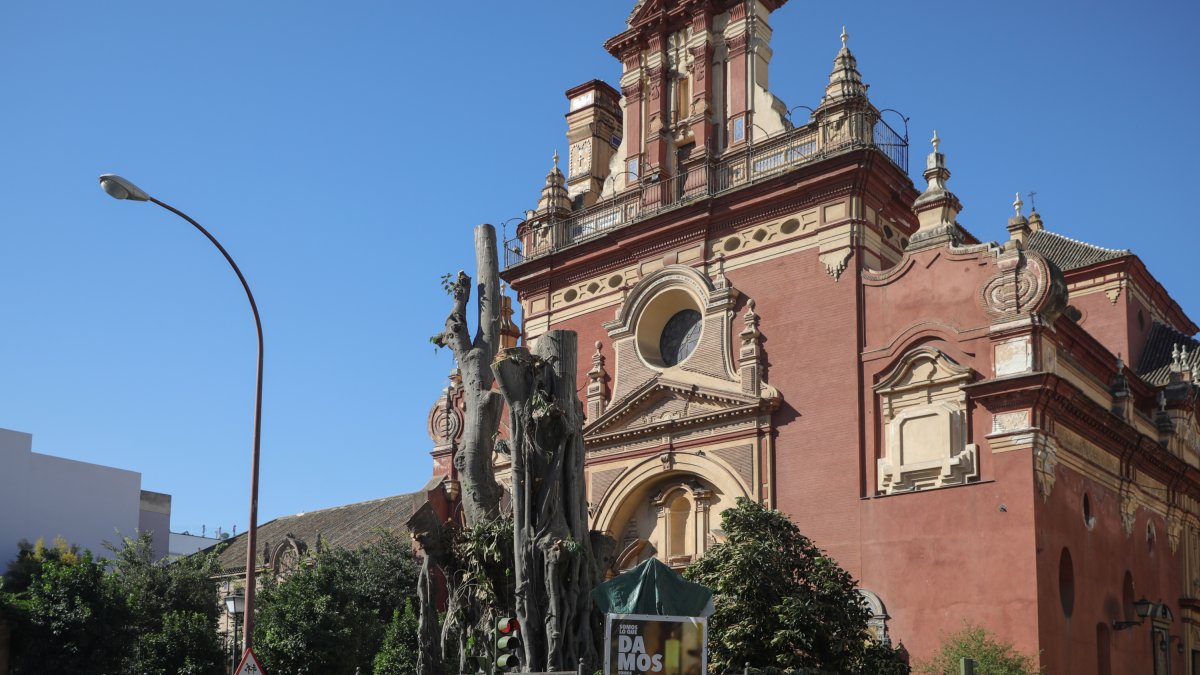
left=503, top=110, right=908, bottom=269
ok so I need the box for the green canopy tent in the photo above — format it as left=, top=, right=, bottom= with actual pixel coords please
left=591, top=558, right=713, bottom=617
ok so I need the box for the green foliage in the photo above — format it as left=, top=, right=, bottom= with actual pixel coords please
left=9, top=550, right=125, bottom=675
left=108, top=532, right=226, bottom=675
left=133, top=610, right=226, bottom=675
left=684, top=498, right=908, bottom=674
left=373, top=600, right=420, bottom=675
left=917, top=623, right=1041, bottom=675
left=2, top=533, right=225, bottom=675
left=252, top=532, right=421, bottom=675
left=4, top=536, right=81, bottom=593
left=439, top=515, right=515, bottom=673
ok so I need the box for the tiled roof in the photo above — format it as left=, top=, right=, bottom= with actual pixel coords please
left=1026, top=229, right=1130, bottom=272
left=1136, top=321, right=1200, bottom=387
left=204, top=492, right=422, bottom=574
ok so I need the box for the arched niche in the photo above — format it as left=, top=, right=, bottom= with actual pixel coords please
left=593, top=451, right=752, bottom=573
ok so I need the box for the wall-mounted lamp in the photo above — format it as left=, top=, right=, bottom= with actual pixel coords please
left=1113, top=597, right=1154, bottom=630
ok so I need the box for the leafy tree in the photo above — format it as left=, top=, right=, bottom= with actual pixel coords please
left=9, top=551, right=125, bottom=675
left=374, top=599, right=420, bottom=675
left=4, top=536, right=81, bottom=593
left=345, top=531, right=421, bottom=618
left=3, top=533, right=226, bottom=675
left=917, top=623, right=1041, bottom=675
left=107, top=532, right=225, bottom=675
left=134, top=610, right=226, bottom=675
left=252, top=532, right=420, bottom=675
left=684, top=498, right=908, bottom=674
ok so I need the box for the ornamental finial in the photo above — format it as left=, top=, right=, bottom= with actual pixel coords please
left=553, top=150, right=560, bottom=170
left=931, top=130, right=940, bottom=153
left=1013, top=192, right=1024, bottom=217
left=841, top=26, right=848, bottom=48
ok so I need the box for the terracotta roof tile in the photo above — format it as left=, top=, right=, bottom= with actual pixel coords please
left=1026, top=229, right=1130, bottom=272
left=1136, top=321, right=1200, bottom=387
left=203, top=492, right=422, bottom=574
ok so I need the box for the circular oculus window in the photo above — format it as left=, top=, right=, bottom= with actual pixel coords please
left=659, top=310, right=702, bottom=367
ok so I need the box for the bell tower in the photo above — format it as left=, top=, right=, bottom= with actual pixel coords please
left=565, top=80, right=623, bottom=209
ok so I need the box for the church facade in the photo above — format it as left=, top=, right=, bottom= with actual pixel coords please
left=424, top=1, right=1200, bottom=672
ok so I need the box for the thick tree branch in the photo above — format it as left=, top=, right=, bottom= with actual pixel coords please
left=437, top=270, right=472, bottom=359
left=472, top=224, right=501, bottom=391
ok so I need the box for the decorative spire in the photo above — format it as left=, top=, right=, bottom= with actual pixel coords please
left=819, top=27, right=869, bottom=105
left=1111, top=353, right=1131, bottom=419
left=536, top=151, right=570, bottom=215
left=498, top=283, right=521, bottom=351
left=586, top=341, right=608, bottom=420
left=1007, top=191, right=1031, bottom=244
left=739, top=298, right=763, bottom=396
left=908, top=130, right=962, bottom=250
left=1028, top=208, right=1044, bottom=232
left=742, top=298, right=760, bottom=334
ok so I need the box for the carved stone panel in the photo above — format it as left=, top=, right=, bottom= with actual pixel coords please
left=876, top=347, right=978, bottom=494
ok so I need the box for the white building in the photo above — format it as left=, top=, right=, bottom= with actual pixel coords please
left=168, top=531, right=221, bottom=561
left=0, top=427, right=171, bottom=565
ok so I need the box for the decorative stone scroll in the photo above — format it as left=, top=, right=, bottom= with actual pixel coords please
left=980, top=246, right=1067, bottom=325
left=1120, top=482, right=1141, bottom=536
left=1033, top=435, right=1058, bottom=502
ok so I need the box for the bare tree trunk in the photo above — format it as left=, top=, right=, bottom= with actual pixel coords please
left=416, top=555, right=443, bottom=675
left=434, top=223, right=504, bottom=527
left=493, top=331, right=600, bottom=671
left=411, top=223, right=509, bottom=675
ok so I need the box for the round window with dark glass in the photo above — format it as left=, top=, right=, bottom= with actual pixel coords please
left=659, top=309, right=702, bottom=367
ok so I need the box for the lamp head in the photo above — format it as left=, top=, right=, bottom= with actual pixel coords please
left=1134, top=597, right=1153, bottom=619
left=224, top=589, right=245, bottom=616
left=98, top=174, right=151, bottom=202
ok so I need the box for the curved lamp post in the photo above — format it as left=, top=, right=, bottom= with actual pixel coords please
left=98, top=174, right=264, bottom=656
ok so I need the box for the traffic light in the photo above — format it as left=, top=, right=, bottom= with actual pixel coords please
left=496, top=617, right=522, bottom=671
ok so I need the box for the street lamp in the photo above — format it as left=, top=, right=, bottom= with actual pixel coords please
left=1113, top=596, right=1155, bottom=630
left=98, top=173, right=265, bottom=658
left=224, top=589, right=246, bottom=672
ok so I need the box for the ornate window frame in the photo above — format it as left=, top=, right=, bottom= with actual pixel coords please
left=875, top=346, right=978, bottom=494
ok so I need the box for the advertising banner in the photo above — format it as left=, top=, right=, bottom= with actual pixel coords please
left=603, top=613, right=707, bottom=675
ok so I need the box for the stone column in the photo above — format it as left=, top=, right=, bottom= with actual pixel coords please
left=620, top=49, right=645, bottom=185
left=723, top=3, right=751, bottom=148
left=693, top=489, right=714, bottom=558
left=643, top=34, right=670, bottom=177
left=687, top=10, right=715, bottom=154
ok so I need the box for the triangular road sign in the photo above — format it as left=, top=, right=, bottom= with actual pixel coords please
left=235, top=648, right=267, bottom=675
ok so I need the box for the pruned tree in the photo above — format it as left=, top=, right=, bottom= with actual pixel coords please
left=431, top=224, right=505, bottom=528
left=493, top=331, right=599, bottom=671
left=414, top=224, right=603, bottom=674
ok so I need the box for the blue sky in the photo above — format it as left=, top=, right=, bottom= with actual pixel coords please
left=1, top=0, right=1196, bottom=541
